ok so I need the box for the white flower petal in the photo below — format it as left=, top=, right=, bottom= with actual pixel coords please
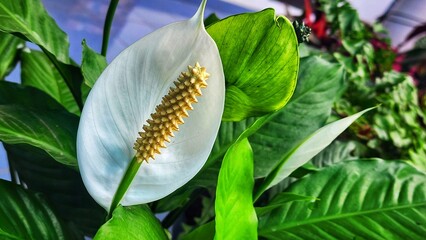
left=77, top=0, right=224, bottom=210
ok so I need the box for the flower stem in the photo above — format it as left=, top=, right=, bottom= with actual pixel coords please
left=101, top=0, right=119, bottom=56
left=107, top=156, right=141, bottom=219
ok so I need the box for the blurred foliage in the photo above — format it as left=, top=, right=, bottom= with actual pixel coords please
left=302, top=0, right=426, bottom=170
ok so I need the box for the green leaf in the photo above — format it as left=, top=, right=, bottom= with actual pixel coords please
left=0, top=179, right=72, bottom=240
left=0, top=0, right=70, bottom=63
left=5, top=144, right=106, bottom=237
left=251, top=56, right=345, bottom=177
left=0, top=32, right=23, bottom=79
left=21, top=50, right=79, bottom=115
left=215, top=138, right=257, bottom=240
left=257, top=108, right=374, bottom=195
left=81, top=40, right=107, bottom=88
left=207, top=9, right=299, bottom=121
left=0, top=105, right=78, bottom=167
left=258, top=160, right=426, bottom=239
left=94, top=205, right=168, bottom=240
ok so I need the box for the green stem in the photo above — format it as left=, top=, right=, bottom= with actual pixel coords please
left=107, top=156, right=142, bottom=219
left=101, top=0, right=119, bottom=56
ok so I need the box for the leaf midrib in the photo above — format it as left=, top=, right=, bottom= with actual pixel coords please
left=260, top=201, right=426, bottom=234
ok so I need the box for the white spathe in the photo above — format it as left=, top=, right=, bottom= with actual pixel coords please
left=77, top=0, right=224, bottom=210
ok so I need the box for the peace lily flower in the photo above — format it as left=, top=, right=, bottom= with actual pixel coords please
left=77, top=0, right=224, bottom=210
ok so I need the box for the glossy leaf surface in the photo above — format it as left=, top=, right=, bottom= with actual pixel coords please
left=94, top=205, right=168, bottom=240
left=215, top=138, right=257, bottom=240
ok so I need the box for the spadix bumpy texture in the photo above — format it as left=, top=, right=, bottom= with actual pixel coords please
left=77, top=0, right=225, bottom=210
left=134, top=63, right=209, bottom=162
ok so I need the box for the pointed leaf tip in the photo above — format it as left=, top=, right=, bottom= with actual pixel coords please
left=262, top=107, right=375, bottom=192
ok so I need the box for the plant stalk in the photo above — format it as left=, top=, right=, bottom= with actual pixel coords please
left=101, top=0, right=119, bottom=56
left=107, top=156, right=141, bottom=219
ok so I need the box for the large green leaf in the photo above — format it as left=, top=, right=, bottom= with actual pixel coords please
left=258, top=160, right=426, bottom=239
left=0, top=179, right=72, bottom=240
left=0, top=0, right=70, bottom=63
left=94, top=205, right=168, bottom=240
left=0, top=105, right=78, bottom=167
left=215, top=138, right=257, bottom=240
left=81, top=40, right=107, bottom=88
left=5, top=144, right=106, bottom=237
left=251, top=56, right=345, bottom=177
left=0, top=32, right=22, bottom=79
left=21, top=50, right=79, bottom=115
left=207, top=9, right=299, bottom=121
